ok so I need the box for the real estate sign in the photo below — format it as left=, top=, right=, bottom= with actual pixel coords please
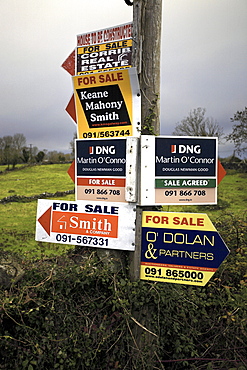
left=36, top=199, right=136, bottom=251
left=77, top=22, right=132, bottom=47
left=76, top=39, right=132, bottom=75
left=140, top=136, right=218, bottom=205
left=140, top=211, right=229, bottom=286
left=75, top=137, right=138, bottom=203
left=72, top=68, right=141, bottom=139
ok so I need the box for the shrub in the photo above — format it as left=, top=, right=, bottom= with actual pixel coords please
left=0, top=214, right=246, bottom=369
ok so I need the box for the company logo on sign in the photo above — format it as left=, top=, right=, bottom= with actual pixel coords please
left=170, top=145, right=176, bottom=153
left=89, top=145, right=116, bottom=155
left=170, top=144, right=201, bottom=154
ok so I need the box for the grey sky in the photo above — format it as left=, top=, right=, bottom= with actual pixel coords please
left=0, top=0, right=246, bottom=157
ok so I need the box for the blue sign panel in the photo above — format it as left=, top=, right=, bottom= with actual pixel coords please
left=76, top=138, right=126, bottom=177
left=141, top=227, right=229, bottom=270
left=155, top=137, right=217, bottom=177
left=140, top=211, right=230, bottom=286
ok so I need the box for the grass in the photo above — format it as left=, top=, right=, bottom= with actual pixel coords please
left=0, top=164, right=75, bottom=259
left=0, top=164, right=74, bottom=198
left=0, top=164, right=246, bottom=259
left=162, top=169, right=247, bottom=221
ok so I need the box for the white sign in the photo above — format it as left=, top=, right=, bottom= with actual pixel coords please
left=36, top=199, right=136, bottom=251
left=140, top=136, right=218, bottom=206
left=75, top=137, right=138, bottom=203
left=77, top=22, right=132, bottom=47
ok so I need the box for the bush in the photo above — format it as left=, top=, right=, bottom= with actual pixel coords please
left=0, top=214, right=247, bottom=369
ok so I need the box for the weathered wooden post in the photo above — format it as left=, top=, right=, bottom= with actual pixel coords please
left=129, top=0, right=163, bottom=281
left=127, top=1, right=163, bottom=367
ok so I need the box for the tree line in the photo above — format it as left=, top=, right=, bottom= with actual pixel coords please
left=173, top=107, right=247, bottom=157
left=0, top=133, right=72, bottom=169
left=1, top=107, right=245, bottom=169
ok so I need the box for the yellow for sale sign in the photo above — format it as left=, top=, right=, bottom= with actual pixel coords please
left=72, top=68, right=140, bottom=139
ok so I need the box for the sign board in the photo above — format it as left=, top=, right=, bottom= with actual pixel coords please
left=72, top=68, right=141, bottom=139
left=77, top=39, right=132, bottom=75
left=77, top=22, right=132, bottom=47
left=36, top=199, right=136, bottom=251
left=75, top=137, right=138, bottom=202
left=140, top=136, right=218, bottom=205
left=140, top=211, right=229, bottom=286
left=61, top=49, right=76, bottom=76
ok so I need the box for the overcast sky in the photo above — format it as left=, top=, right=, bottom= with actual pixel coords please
left=0, top=0, right=246, bottom=157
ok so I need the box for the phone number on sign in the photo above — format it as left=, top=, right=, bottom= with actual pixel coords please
left=56, top=234, right=109, bottom=247
left=144, top=267, right=204, bottom=281
left=82, top=129, right=130, bottom=139
left=164, top=190, right=206, bottom=197
left=85, top=189, right=120, bottom=195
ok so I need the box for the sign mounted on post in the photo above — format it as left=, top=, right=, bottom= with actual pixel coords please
left=36, top=199, right=136, bottom=251
left=140, top=136, right=218, bottom=205
left=76, top=22, right=133, bottom=75
left=75, top=137, right=138, bottom=202
left=77, top=39, right=132, bottom=75
left=72, top=68, right=141, bottom=139
left=140, top=211, right=229, bottom=286
left=77, top=22, right=132, bottom=48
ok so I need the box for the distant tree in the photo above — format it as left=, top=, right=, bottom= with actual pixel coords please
left=58, top=155, right=66, bottom=162
left=226, top=107, right=247, bottom=154
left=28, top=145, right=39, bottom=163
left=35, top=151, right=45, bottom=163
left=173, top=107, right=224, bottom=141
left=11, top=134, right=26, bottom=167
left=13, top=133, right=26, bottom=152
left=46, top=150, right=65, bottom=162
left=1, top=136, right=14, bottom=169
left=32, top=146, right=39, bottom=157
left=0, top=134, right=27, bottom=168
left=70, top=132, right=77, bottom=158
left=0, top=138, right=4, bottom=164
left=21, top=148, right=30, bottom=163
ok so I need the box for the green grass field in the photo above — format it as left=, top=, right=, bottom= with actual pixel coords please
left=0, top=164, right=74, bottom=198
left=162, top=169, right=247, bottom=218
left=0, top=164, right=246, bottom=259
left=0, top=164, right=75, bottom=258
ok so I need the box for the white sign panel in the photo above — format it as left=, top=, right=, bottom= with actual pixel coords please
left=36, top=199, right=136, bottom=251
left=140, top=136, right=218, bottom=206
left=77, top=22, right=132, bottom=47
left=75, top=137, right=138, bottom=203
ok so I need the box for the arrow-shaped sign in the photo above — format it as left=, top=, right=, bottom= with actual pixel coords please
left=67, top=160, right=75, bottom=183
left=67, top=160, right=227, bottom=187
left=35, top=199, right=136, bottom=251
left=61, top=49, right=75, bottom=76
left=140, top=211, right=230, bottom=286
left=217, top=160, right=226, bottom=184
left=65, top=95, right=77, bottom=123
left=37, top=206, right=51, bottom=235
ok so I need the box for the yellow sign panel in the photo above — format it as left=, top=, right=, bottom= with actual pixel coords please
left=141, top=211, right=229, bottom=286
left=72, top=68, right=140, bottom=139
left=140, top=264, right=216, bottom=286
left=142, top=211, right=216, bottom=231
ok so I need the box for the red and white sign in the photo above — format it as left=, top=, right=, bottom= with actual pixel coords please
left=61, top=49, right=76, bottom=76
left=77, top=22, right=132, bottom=47
left=75, top=137, right=138, bottom=203
left=35, top=199, right=136, bottom=251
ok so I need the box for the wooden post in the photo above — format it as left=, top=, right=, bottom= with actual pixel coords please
left=129, top=0, right=163, bottom=281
